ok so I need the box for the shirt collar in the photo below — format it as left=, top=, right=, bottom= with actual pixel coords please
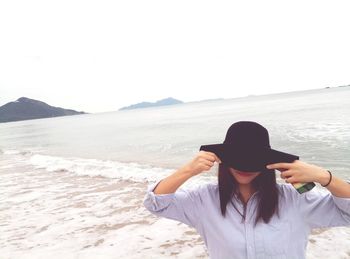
left=233, top=190, right=260, bottom=203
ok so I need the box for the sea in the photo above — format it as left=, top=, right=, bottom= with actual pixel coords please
left=1, top=86, right=350, bottom=259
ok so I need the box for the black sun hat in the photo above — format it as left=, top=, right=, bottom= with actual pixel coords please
left=199, top=121, right=299, bottom=172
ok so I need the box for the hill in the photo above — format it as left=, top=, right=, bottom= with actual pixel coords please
left=119, top=97, right=183, bottom=110
left=0, top=97, right=86, bottom=123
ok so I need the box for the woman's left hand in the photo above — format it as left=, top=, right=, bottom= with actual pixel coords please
left=266, top=160, right=329, bottom=184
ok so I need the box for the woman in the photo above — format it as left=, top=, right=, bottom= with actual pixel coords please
left=143, top=121, right=350, bottom=259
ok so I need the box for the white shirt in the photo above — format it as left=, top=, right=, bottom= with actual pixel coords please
left=143, top=179, right=350, bottom=259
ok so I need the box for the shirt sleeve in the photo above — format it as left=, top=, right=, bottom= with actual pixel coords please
left=297, top=180, right=350, bottom=229
left=143, top=178, right=207, bottom=228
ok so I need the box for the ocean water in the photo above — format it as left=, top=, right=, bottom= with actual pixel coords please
left=0, top=86, right=350, bottom=258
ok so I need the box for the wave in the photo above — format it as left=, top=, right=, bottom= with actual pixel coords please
left=27, top=154, right=215, bottom=187
left=2, top=149, right=33, bottom=156
left=1, top=149, right=221, bottom=187
left=27, top=154, right=176, bottom=183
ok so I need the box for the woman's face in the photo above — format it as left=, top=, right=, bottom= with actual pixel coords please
left=229, top=167, right=261, bottom=185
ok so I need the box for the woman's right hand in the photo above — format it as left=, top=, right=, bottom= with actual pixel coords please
left=184, top=151, right=222, bottom=176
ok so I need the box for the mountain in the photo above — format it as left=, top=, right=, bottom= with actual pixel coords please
left=0, top=97, right=87, bottom=123
left=119, top=97, right=183, bottom=110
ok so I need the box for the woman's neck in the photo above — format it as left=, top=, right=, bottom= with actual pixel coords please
left=238, top=184, right=257, bottom=204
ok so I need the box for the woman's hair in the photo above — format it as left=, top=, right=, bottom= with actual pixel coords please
left=218, top=163, right=280, bottom=226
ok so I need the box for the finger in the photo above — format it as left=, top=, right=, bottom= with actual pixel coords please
left=285, top=176, right=297, bottom=184
left=266, top=162, right=293, bottom=170
left=281, top=170, right=293, bottom=179
left=213, top=154, right=222, bottom=163
left=204, top=160, right=215, bottom=167
left=203, top=152, right=219, bottom=163
left=201, top=156, right=215, bottom=167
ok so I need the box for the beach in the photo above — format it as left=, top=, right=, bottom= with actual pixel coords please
left=1, top=86, right=350, bottom=258
left=0, top=151, right=209, bottom=259
left=1, top=150, right=350, bottom=258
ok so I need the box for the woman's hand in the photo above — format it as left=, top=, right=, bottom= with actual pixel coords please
left=266, top=160, right=330, bottom=185
left=184, top=151, right=222, bottom=176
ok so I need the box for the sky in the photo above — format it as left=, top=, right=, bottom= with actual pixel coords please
left=0, top=0, right=350, bottom=113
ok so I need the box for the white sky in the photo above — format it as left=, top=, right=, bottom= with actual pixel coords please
left=0, top=0, right=349, bottom=113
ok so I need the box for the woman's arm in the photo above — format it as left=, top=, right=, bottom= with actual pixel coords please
left=143, top=151, right=221, bottom=228
left=152, top=166, right=194, bottom=194
left=268, top=160, right=350, bottom=228
left=153, top=151, right=221, bottom=194
left=317, top=170, right=350, bottom=198
left=266, top=160, right=350, bottom=198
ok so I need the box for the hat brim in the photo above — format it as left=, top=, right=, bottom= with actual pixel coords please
left=199, top=144, right=299, bottom=172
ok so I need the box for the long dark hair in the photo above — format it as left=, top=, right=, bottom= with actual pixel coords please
left=218, top=163, right=280, bottom=226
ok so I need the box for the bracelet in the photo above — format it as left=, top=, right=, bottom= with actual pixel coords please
left=321, top=170, right=332, bottom=187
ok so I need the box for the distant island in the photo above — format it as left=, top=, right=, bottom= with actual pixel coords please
left=119, top=97, right=184, bottom=110
left=325, top=84, right=350, bottom=89
left=0, top=97, right=86, bottom=123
